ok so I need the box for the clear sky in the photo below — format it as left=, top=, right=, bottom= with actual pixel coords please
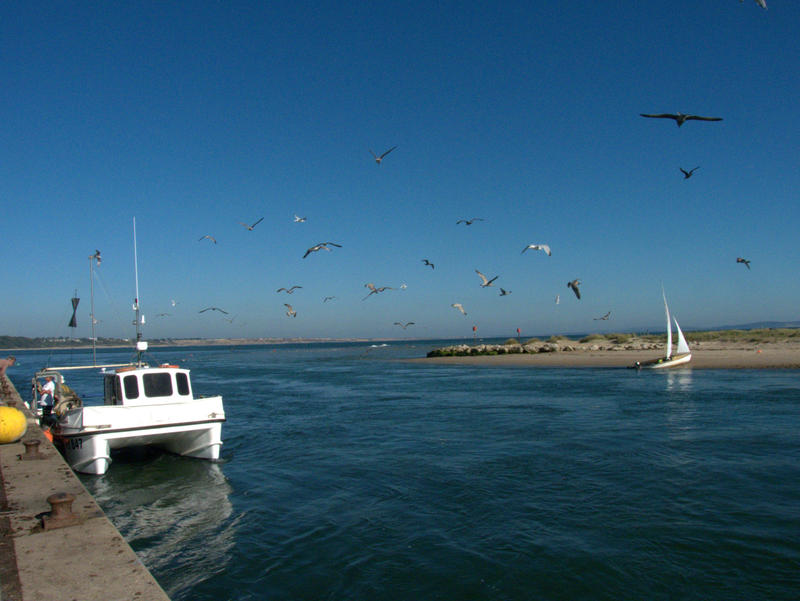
left=2, top=1, right=798, bottom=341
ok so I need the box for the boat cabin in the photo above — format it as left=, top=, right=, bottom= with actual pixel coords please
left=104, top=365, right=194, bottom=406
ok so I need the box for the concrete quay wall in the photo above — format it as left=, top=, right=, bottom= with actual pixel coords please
left=0, top=375, right=171, bottom=601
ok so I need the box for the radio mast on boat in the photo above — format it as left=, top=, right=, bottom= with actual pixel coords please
left=132, top=218, right=147, bottom=367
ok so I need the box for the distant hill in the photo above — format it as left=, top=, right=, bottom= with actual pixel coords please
left=709, top=321, right=800, bottom=331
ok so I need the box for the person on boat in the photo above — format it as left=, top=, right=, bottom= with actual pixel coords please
left=39, top=376, right=55, bottom=409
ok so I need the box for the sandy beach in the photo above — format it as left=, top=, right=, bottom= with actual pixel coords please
left=413, top=342, right=800, bottom=369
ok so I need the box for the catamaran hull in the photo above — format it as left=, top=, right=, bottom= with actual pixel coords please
left=56, top=421, right=224, bottom=475
left=636, top=353, right=692, bottom=370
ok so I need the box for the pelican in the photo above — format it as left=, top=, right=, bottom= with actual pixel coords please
left=363, top=283, right=394, bottom=300
left=284, top=303, right=297, bottom=318
left=680, top=166, right=700, bottom=179
left=394, top=322, right=415, bottom=329
left=593, top=311, right=611, bottom=321
left=199, top=306, right=229, bottom=314
left=476, top=269, right=498, bottom=287
left=567, top=279, right=581, bottom=299
left=640, top=112, right=723, bottom=127
left=457, top=218, right=484, bottom=225
left=451, top=303, right=467, bottom=316
left=198, top=235, right=217, bottom=244
left=370, top=146, right=397, bottom=164
left=239, top=217, right=264, bottom=231
left=422, top=259, right=435, bottom=269
left=303, top=242, right=342, bottom=258
left=277, top=286, right=302, bottom=294
left=521, top=243, right=551, bottom=256
left=737, top=257, right=751, bottom=270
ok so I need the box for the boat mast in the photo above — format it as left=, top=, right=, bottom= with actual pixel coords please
left=88, top=250, right=101, bottom=365
left=132, top=218, right=146, bottom=367
left=662, top=286, right=672, bottom=360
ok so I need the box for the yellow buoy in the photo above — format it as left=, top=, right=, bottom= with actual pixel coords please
left=0, top=406, right=28, bottom=443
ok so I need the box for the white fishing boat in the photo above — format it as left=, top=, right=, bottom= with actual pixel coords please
left=31, top=219, right=225, bottom=475
left=633, top=289, right=692, bottom=369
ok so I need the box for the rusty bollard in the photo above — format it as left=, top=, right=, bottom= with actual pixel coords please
left=21, top=439, right=45, bottom=460
left=42, top=492, right=82, bottom=530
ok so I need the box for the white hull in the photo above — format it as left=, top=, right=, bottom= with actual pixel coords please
left=636, top=352, right=692, bottom=370
left=55, top=395, right=225, bottom=475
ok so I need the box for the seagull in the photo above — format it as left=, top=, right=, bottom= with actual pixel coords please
left=370, top=146, right=397, bottom=164
left=394, top=322, right=415, bottom=329
left=476, top=269, right=499, bottom=288
left=737, top=257, right=751, bottom=269
left=741, top=0, right=767, bottom=9
left=303, top=242, right=342, bottom=258
left=457, top=218, right=484, bottom=225
left=170, top=299, right=178, bottom=307
left=451, top=303, right=467, bottom=316
left=239, top=217, right=264, bottom=231
left=640, top=112, right=723, bottom=127
left=284, top=303, right=297, bottom=318
left=155, top=313, right=172, bottom=318
left=363, top=283, right=394, bottom=300
left=199, top=306, right=229, bottom=314
left=680, top=166, right=700, bottom=179
left=90, top=249, right=101, bottom=265
left=422, top=259, right=435, bottom=269
left=277, top=286, right=303, bottom=294
left=323, top=296, right=336, bottom=303
left=521, top=243, right=551, bottom=256
left=499, top=288, right=511, bottom=296
left=567, top=279, right=581, bottom=300
left=199, top=235, right=217, bottom=244
left=294, top=215, right=307, bottom=223
left=555, top=295, right=560, bottom=305
left=594, top=311, right=611, bottom=321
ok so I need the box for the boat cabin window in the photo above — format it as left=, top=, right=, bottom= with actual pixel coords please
left=143, top=372, right=173, bottom=398
left=176, top=372, right=190, bottom=396
left=123, top=375, right=140, bottom=399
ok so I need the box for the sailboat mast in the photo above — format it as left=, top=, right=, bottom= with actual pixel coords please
left=662, top=287, right=672, bottom=359
left=133, top=217, right=144, bottom=366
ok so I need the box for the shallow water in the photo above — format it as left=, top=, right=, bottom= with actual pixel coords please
left=10, top=343, right=800, bottom=600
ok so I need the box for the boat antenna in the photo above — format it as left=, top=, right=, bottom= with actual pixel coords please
left=88, top=250, right=100, bottom=365
left=132, top=218, right=147, bottom=367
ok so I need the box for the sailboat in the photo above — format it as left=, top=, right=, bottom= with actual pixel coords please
left=633, top=289, right=692, bottom=369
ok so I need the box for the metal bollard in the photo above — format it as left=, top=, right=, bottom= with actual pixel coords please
left=42, top=492, right=82, bottom=530
left=21, top=439, right=44, bottom=460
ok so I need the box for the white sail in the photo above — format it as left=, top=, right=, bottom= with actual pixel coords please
left=662, top=289, right=672, bottom=359
left=674, top=317, right=690, bottom=355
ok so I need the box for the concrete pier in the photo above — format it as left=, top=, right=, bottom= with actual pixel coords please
left=0, top=375, right=171, bottom=601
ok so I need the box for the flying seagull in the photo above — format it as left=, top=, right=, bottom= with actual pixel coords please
left=567, top=279, right=581, bottom=299
left=370, top=146, right=397, bottom=164
left=594, top=311, right=611, bottom=321
left=199, top=306, right=229, bottom=314
left=294, top=215, right=307, bottom=223
left=394, top=322, right=415, bottom=329
left=239, top=217, right=264, bottom=231
left=457, top=218, right=484, bottom=225
left=277, top=286, right=303, bottom=294
left=451, top=303, right=467, bottom=316
left=323, top=296, right=336, bottom=303
left=499, top=288, right=511, bottom=296
left=521, top=243, right=551, bottom=256
left=155, top=313, right=172, bottom=318
left=741, top=0, right=767, bottom=8
left=640, top=112, right=723, bottom=127
left=680, top=166, right=700, bottom=179
left=284, top=303, right=297, bottom=318
left=555, top=295, right=560, bottom=305
left=476, top=269, right=499, bottom=288
left=363, top=283, right=394, bottom=300
left=303, top=242, right=342, bottom=258
left=737, top=257, right=751, bottom=269
left=422, top=259, right=435, bottom=269
left=199, top=235, right=217, bottom=244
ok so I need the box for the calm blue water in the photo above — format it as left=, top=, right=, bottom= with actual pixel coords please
left=9, top=342, right=800, bottom=600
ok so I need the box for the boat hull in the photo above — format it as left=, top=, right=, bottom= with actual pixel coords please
left=54, top=396, right=225, bottom=475
left=634, top=353, right=692, bottom=370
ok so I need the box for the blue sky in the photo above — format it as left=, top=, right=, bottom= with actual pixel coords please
left=2, top=1, right=798, bottom=340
